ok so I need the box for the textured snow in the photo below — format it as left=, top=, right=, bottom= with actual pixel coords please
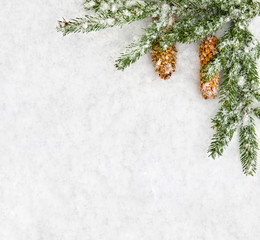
left=1, top=1, right=260, bottom=240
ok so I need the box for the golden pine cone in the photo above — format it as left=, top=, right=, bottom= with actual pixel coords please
left=199, top=36, right=219, bottom=99
left=151, top=43, right=177, bottom=80
left=151, top=15, right=177, bottom=80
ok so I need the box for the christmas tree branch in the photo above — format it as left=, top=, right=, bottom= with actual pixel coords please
left=84, top=0, right=155, bottom=14
left=57, top=2, right=159, bottom=36
left=240, top=117, right=258, bottom=176
left=159, top=14, right=229, bottom=49
left=208, top=21, right=260, bottom=175
left=115, top=14, right=170, bottom=70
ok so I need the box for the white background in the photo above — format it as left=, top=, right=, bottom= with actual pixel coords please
left=1, top=1, right=260, bottom=239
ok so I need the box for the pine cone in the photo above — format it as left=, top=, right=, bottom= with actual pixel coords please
left=151, top=15, right=177, bottom=80
left=151, top=43, right=177, bottom=80
left=199, top=36, right=219, bottom=99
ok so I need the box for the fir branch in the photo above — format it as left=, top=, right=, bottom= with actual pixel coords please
left=239, top=117, right=258, bottom=176
left=159, top=14, right=229, bottom=49
left=208, top=22, right=260, bottom=175
left=202, top=27, right=260, bottom=82
left=208, top=64, right=242, bottom=158
left=208, top=114, right=240, bottom=159
left=201, top=46, right=230, bottom=82
left=167, top=0, right=221, bottom=17
left=57, top=2, right=158, bottom=35
left=115, top=6, right=172, bottom=70
left=84, top=0, right=99, bottom=11
left=84, top=0, right=151, bottom=15
left=253, top=91, right=260, bottom=102
left=253, top=107, right=260, bottom=119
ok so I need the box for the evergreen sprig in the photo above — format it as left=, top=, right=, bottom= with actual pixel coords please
left=58, top=0, right=260, bottom=175
left=57, top=2, right=159, bottom=35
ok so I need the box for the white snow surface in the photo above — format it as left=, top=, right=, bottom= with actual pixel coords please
left=1, top=1, right=260, bottom=240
